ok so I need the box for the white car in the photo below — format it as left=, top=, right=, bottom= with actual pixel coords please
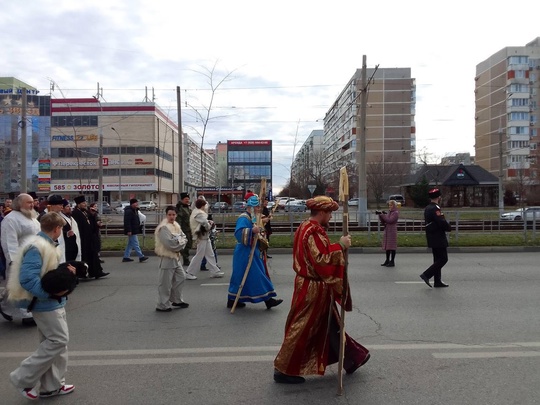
left=500, top=206, right=540, bottom=221
left=348, top=198, right=359, bottom=206
left=139, top=201, right=157, bottom=211
left=284, top=199, right=307, bottom=212
left=115, top=202, right=130, bottom=213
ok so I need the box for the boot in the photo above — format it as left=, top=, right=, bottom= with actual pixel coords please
left=380, top=261, right=389, bottom=267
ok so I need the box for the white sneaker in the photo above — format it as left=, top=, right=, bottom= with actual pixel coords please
left=40, top=384, right=75, bottom=398
left=210, top=271, right=225, bottom=278
left=21, top=387, right=39, bottom=400
left=185, top=273, right=197, bottom=280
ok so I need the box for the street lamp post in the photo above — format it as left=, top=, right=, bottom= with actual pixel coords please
left=111, top=127, right=122, bottom=202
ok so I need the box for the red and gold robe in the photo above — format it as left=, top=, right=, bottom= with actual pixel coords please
left=274, top=218, right=369, bottom=376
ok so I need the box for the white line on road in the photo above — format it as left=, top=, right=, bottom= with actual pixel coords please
left=394, top=281, right=426, bottom=284
left=1, top=342, right=540, bottom=358
left=69, top=355, right=276, bottom=367
left=433, top=351, right=540, bottom=359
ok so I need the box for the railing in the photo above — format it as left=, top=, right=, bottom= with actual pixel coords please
left=98, top=209, right=539, bottom=244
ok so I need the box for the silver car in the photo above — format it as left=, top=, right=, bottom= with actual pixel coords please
left=500, top=206, right=540, bottom=221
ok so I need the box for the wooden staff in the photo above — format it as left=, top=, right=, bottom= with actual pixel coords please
left=337, top=167, right=349, bottom=396
left=230, top=179, right=267, bottom=314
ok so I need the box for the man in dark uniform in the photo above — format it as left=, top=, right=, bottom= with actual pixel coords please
left=72, top=195, right=109, bottom=279
left=420, top=188, right=451, bottom=288
left=175, top=193, right=192, bottom=266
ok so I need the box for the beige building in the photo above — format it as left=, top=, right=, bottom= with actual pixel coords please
left=475, top=38, right=540, bottom=190
left=50, top=97, right=216, bottom=206
left=322, top=67, right=416, bottom=199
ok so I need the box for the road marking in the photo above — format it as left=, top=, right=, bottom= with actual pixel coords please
left=69, top=355, right=276, bottom=367
left=2, top=342, right=540, bottom=359
left=201, top=283, right=229, bottom=287
left=395, top=281, right=426, bottom=284
left=433, top=351, right=540, bottom=359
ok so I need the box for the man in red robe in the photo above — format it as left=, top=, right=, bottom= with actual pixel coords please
left=273, top=196, right=370, bottom=384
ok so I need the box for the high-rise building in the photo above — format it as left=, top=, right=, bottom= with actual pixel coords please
left=0, top=77, right=50, bottom=197
left=322, top=67, right=416, bottom=199
left=475, top=38, right=540, bottom=193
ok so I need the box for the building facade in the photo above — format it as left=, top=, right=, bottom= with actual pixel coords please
left=475, top=37, right=540, bottom=198
left=322, top=67, right=416, bottom=200
left=291, top=129, right=323, bottom=195
left=0, top=77, right=50, bottom=198
left=227, top=140, right=272, bottom=198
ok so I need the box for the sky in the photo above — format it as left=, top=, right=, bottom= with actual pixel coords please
left=2, top=0, right=540, bottom=193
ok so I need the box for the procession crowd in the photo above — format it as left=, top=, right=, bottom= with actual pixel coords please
left=0, top=187, right=451, bottom=399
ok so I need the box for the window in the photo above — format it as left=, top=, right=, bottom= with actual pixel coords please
left=508, top=56, right=528, bottom=65
left=509, top=112, right=529, bottom=121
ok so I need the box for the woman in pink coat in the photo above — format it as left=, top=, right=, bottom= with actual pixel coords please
left=378, top=200, right=399, bottom=267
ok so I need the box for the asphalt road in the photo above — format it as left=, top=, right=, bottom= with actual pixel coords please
left=1, top=251, right=539, bottom=404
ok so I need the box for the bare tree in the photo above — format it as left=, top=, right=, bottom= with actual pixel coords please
left=184, top=61, right=238, bottom=188
left=366, top=157, right=403, bottom=208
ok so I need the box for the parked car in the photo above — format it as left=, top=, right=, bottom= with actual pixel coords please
left=500, top=206, right=540, bottom=221
left=232, top=201, right=247, bottom=212
left=96, top=201, right=112, bottom=214
left=115, top=201, right=130, bottom=213
left=138, top=201, right=157, bottom=211
left=284, top=199, right=307, bottom=212
left=277, top=197, right=296, bottom=211
left=267, top=201, right=276, bottom=210
left=388, top=194, right=405, bottom=206
left=212, top=201, right=230, bottom=212
left=348, top=198, right=359, bottom=206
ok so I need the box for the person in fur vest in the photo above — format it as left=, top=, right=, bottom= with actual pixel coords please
left=8, top=212, right=77, bottom=400
left=154, top=206, right=190, bottom=312
left=185, top=198, right=224, bottom=280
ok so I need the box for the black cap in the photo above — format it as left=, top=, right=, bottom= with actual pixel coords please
left=74, top=195, right=86, bottom=204
left=180, top=192, right=189, bottom=200
left=428, top=188, right=441, bottom=199
left=47, top=194, right=64, bottom=205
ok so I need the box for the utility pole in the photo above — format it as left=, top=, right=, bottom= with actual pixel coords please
left=20, top=88, right=28, bottom=193
left=177, top=86, right=184, bottom=194
left=356, top=55, right=368, bottom=225
left=98, top=126, right=104, bottom=214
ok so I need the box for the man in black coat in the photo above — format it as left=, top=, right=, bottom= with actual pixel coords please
left=71, top=195, right=109, bottom=279
left=122, top=198, right=149, bottom=263
left=420, top=188, right=451, bottom=288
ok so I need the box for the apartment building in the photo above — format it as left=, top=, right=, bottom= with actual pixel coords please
left=322, top=67, right=416, bottom=199
left=475, top=38, right=540, bottom=193
left=291, top=129, right=323, bottom=191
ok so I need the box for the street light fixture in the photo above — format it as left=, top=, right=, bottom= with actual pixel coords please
left=111, top=127, right=122, bottom=202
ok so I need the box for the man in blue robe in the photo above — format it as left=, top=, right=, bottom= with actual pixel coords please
left=227, top=196, right=283, bottom=310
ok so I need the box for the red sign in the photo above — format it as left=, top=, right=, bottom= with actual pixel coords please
left=103, top=158, right=108, bottom=166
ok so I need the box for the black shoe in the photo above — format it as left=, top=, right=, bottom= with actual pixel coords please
left=99, top=259, right=105, bottom=264
left=95, top=272, right=109, bottom=279
left=273, top=370, right=305, bottom=384
left=227, top=300, right=246, bottom=309
left=0, top=304, right=13, bottom=322
left=200, top=267, right=208, bottom=271
left=266, top=255, right=273, bottom=259
left=22, top=317, right=37, bottom=326
left=420, top=274, right=432, bottom=288
left=155, top=307, right=172, bottom=312
left=434, top=282, right=449, bottom=288
left=381, top=261, right=389, bottom=266
left=265, top=298, right=283, bottom=309
left=386, top=262, right=395, bottom=267
left=172, top=302, right=189, bottom=309
left=139, top=256, right=149, bottom=263
left=122, top=258, right=134, bottom=262
left=345, top=353, right=371, bottom=374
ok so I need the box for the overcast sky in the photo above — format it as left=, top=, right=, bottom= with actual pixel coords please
left=2, top=0, right=540, bottom=192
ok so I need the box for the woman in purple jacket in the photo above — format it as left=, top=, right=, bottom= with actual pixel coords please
left=378, top=200, right=400, bottom=267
